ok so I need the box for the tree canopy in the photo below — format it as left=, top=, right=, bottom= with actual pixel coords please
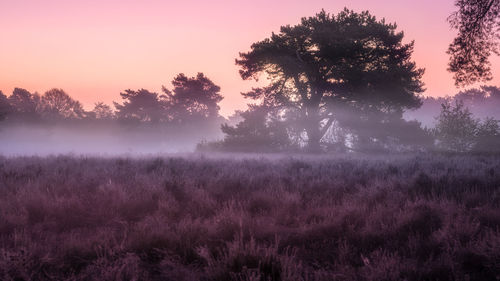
left=0, top=91, right=12, bottom=122
left=8, top=88, right=40, bottom=118
left=220, top=104, right=290, bottom=152
left=114, top=89, right=166, bottom=123
left=40, top=88, right=85, bottom=120
left=434, top=99, right=500, bottom=152
left=236, top=9, right=424, bottom=151
left=162, top=73, right=223, bottom=123
left=448, top=0, right=500, bottom=86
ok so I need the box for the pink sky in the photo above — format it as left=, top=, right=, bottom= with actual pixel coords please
left=1, top=0, right=499, bottom=116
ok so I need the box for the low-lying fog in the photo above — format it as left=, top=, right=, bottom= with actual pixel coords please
left=0, top=123, right=213, bottom=156
left=2, top=91, right=500, bottom=156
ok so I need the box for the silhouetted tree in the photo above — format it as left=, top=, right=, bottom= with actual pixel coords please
left=0, top=91, right=13, bottom=122
left=8, top=88, right=41, bottom=120
left=220, top=104, right=291, bottom=152
left=91, top=102, right=115, bottom=120
left=162, top=73, right=223, bottom=123
left=225, top=110, right=244, bottom=127
left=114, top=89, right=166, bottom=123
left=40, top=88, right=84, bottom=120
left=236, top=9, right=424, bottom=151
left=336, top=105, right=433, bottom=152
left=448, top=0, right=500, bottom=86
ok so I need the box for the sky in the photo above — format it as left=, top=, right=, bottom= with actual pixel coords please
left=1, top=0, right=499, bottom=117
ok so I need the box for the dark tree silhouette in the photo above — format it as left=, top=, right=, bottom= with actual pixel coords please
left=40, top=88, right=85, bottom=119
left=162, top=73, right=223, bottom=123
left=236, top=9, right=424, bottom=151
left=0, top=91, right=13, bottom=122
left=220, top=104, right=290, bottom=152
left=448, top=0, right=500, bottom=86
left=114, top=89, right=166, bottom=123
left=91, top=102, right=115, bottom=120
left=8, top=88, right=41, bottom=119
left=334, top=104, right=433, bottom=152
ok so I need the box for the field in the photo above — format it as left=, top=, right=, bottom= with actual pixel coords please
left=0, top=154, right=499, bottom=280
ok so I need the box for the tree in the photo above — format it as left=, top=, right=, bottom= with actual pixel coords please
left=454, top=85, right=500, bottom=119
left=114, top=89, right=166, bottom=123
left=162, top=73, right=223, bottom=123
left=335, top=105, right=433, bottom=152
left=434, top=99, right=480, bottom=152
left=219, top=104, right=291, bottom=152
left=8, top=88, right=41, bottom=120
left=448, top=0, right=500, bottom=86
left=434, top=99, right=500, bottom=152
left=0, top=90, right=13, bottom=122
left=236, top=9, right=424, bottom=151
left=475, top=117, right=500, bottom=151
left=40, top=88, right=84, bottom=120
left=91, top=102, right=115, bottom=120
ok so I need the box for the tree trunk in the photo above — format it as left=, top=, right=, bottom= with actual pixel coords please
left=306, top=126, right=321, bottom=152
left=305, top=107, right=322, bottom=153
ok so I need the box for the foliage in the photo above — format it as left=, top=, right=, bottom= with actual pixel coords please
left=114, top=89, right=167, bottom=123
left=434, top=99, right=500, bottom=152
left=448, top=0, right=500, bottom=86
left=404, top=85, right=500, bottom=129
left=91, top=102, right=115, bottom=120
left=218, top=105, right=292, bottom=152
left=236, top=9, right=424, bottom=150
left=40, top=88, right=85, bottom=120
left=334, top=105, right=433, bottom=152
left=163, top=73, right=223, bottom=123
left=1, top=154, right=500, bottom=280
left=113, top=73, right=224, bottom=125
left=434, top=99, right=480, bottom=152
left=0, top=91, right=12, bottom=122
left=475, top=117, right=500, bottom=151
left=8, top=88, right=41, bottom=120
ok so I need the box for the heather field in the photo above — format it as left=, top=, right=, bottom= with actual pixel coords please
left=1, top=154, right=500, bottom=281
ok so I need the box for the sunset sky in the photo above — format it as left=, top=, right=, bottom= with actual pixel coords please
left=1, top=0, right=499, bottom=116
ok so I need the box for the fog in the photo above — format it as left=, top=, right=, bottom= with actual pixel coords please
left=404, top=94, right=500, bottom=128
left=0, top=122, right=221, bottom=157
left=2, top=88, right=500, bottom=156
left=2, top=81, right=500, bottom=156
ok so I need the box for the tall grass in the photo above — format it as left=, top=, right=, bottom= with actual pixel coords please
left=0, top=154, right=499, bottom=280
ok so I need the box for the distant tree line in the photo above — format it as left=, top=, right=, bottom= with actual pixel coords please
left=0, top=73, right=224, bottom=129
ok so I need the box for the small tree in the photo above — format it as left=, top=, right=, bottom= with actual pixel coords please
left=434, top=100, right=479, bottom=152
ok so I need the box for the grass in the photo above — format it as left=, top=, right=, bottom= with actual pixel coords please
left=0, top=153, right=499, bottom=280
